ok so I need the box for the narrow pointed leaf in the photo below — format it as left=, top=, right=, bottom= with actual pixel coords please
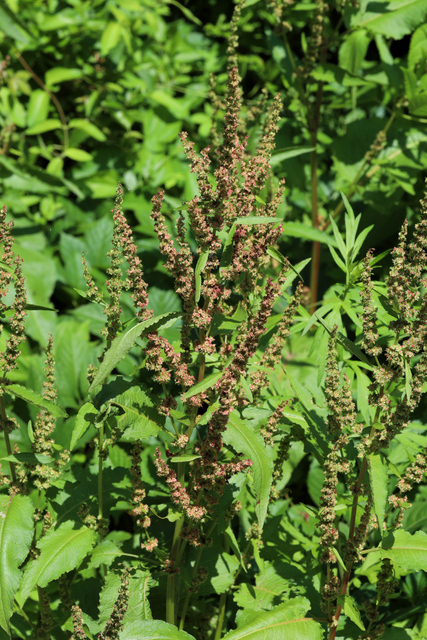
left=224, top=411, right=272, bottom=529
left=88, top=312, right=181, bottom=392
left=337, top=595, right=365, bottom=630
left=20, top=522, right=95, bottom=604
left=0, top=495, right=34, bottom=635
left=7, top=384, right=68, bottom=418
left=195, top=250, right=209, bottom=303
left=222, top=597, right=323, bottom=640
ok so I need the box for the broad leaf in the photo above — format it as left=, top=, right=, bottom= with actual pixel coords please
left=222, top=597, right=323, bottom=640
left=120, top=619, right=196, bottom=640
left=20, top=522, right=95, bottom=604
left=88, top=311, right=181, bottom=392
left=88, top=540, right=124, bottom=569
left=0, top=495, right=34, bottom=635
left=224, top=411, right=273, bottom=529
left=355, top=0, right=427, bottom=40
left=380, top=530, right=427, bottom=571
left=123, top=570, right=156, bottom=626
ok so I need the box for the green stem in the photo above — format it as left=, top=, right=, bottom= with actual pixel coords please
left=98, top=424, right=104, bottom=520
left=178, top=546, right=203, bottom=632
left=166, top=462, right=185, bottom=625
left=214, top=592, right=227, bottom=640
left=309, top=83, right=323, bottom=314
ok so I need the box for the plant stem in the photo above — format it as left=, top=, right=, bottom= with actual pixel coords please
left=15, top=53, right=69, bottom=149
left=166, top=462, right=185, bottom=625
left=309, top=83, right=324, bottom=314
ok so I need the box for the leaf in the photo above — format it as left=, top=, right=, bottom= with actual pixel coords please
left=122, top=570, right=155, bottom=626
left=315, top=316, right=372, bottom=366
left=0, top=495, right=34, bottom=635
left=20, top=521, right=96, bottom=604
left=26, top=90, right=50, bottom=128
left=68, top=119, right=106, bottom=142
left=234, top=562, right=291, bottom=610
left=408, top=24, right=427, bottom=71
left=380, top=530, right=427, bottom=572
left=270, top=146, right=314, bottom=167
left=368, top=453, right=388, bottom=535
left=282, top=222, right=337, bottom=247
left=234, top=216, right=281, bottom=225
left=339, top=30, right=371, bottom=75
left=355, top=0, right=427, bottom=40
left=7, top=384, right=68, bottom=418
left=224, top=411, right=273, bottom=529
left=181, top=369, right=225, bottom=400
left=1, top=453, right=53, bottom=465
left=195, top=250, right=209, bottom=303
left=222, top=597, right=324, bottom=640
left=110, top=383, right=165, bottom=441
left=101, top=22, right=123, bottom=55
left=88, top=540, right=123, bottom=568
left=63, top=148, right=93, bottom=162
left=88, top=312, right=181, bottom=392
left=337, top=595, right=366, bottom=631
left=45, top=67, right=83, bottom=87
left=70, top=402, right=97, bottom=450
left=120, top=619, right=196, bottom=640
left=0, top=4, right=33, bottom=43
left=170, top=455, right=201, bottom=462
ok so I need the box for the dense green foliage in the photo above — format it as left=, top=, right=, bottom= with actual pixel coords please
left=2, top=1, right=427, bottom=639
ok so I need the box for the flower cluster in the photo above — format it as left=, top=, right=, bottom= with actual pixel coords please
left=359, top=251, right=382, bottom=357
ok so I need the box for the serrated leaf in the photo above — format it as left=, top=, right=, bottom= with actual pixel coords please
left=7, top=384, right=68, bottom=418
left=88, top=540, right=123, bottom=569
left=356, top=0, right=427, bottom=40
left=20, top=521, right=95, bottom=604
left=88, top=312, right=181, bottom=392
left=380, top=530, right=427, bottom=572
left=122, top=570, right=156, bottom=627
left=70, top=402, right=97, bottom=450
left=0, top=495, right=34, bottom=635
left=222, top=597, right=324, bottom=640
left=99, top=379, right=165, bottom=441
left=224, top=411, right=272, bottom=529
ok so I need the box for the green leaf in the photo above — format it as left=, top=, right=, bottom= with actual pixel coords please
left=339, top=30, right=371, bottom=75
left=68, top=119, right=107, bottom=142
left=315, top=316, right=372, bottom=366
left=408, top=24, right=427, bottom=71
left=337, top=595, right=366, bottom=631
left=270, top=146, right=314, bottom=167
left=20, top=521, right=96, bottom=604
left=235, top=216, right=280, bottom=225
left=1, top=453, right=53, bottom=465
left=381, top=530, right=427, bottom=572
left=170, top=455, right=201, bottom=463
left=121, top=620, right=196, bottom=639
left=88, top=312, right=181, bottom=392
left=222, top=597, right=324, bottom=640
left=7, top=384, right=68, bottom=418
left=45, top=67, right=83, bottom=87
left=111, top=384, right=165, bottom=441
left=26, top=90, right=50, bottom=128
left=356, top=0, right=427, bottom=40
left=122, top=570, right=155, bottom=626
left=0, top=495, right=34, bottom=635
left=195, top=250, right=209, bottom=303
left=368, top=453, right=388, bottom=536
left=25, top=118, right=62, bottom=136
left=70, top=402, right=97, bottom=450
left=63, top=148, right=93, bottom=162
left=166, top=0, right=202, bottom=25
left=100, top=22, right=123, bottom=55
left=88, top=540, right=123, bottom=569
left=0, top=4, right=33, bottom=43
left=282, top=222, right=337, bottom=247
left=234, top=562, right=290, bottom=610
left=181, top=370, right=224, bottom=400
left=224, top=411, right=273, bottom=529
